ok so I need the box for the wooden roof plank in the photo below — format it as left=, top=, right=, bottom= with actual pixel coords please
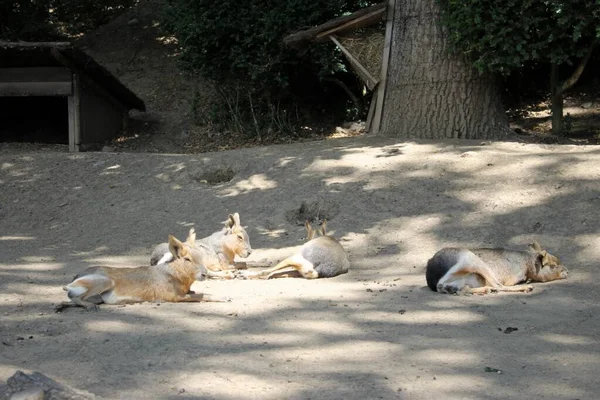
left=284, top=2, right=386, bottom=49
left=0, top=41, right=145, bottom=112
left=315, top=8, right=385, bottom=41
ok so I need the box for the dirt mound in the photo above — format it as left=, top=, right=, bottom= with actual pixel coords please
left=76, top=0, right=218, bottom=154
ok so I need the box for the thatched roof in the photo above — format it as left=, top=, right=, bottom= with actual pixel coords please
left=0, top=41, right=145, bottom=111
left=283, top=3, right=386, bottom=49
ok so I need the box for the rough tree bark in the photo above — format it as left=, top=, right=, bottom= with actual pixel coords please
left=379, top=0, right=511, bottom=139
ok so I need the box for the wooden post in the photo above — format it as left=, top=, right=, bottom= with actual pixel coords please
left=365, top=85, right=378, bottom=132
left=371, top=0, right=395, bottom=134
left=67, top=73, right=81, bottom=152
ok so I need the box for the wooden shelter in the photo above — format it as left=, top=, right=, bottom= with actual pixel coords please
left=284, top=1, right=394, bottom=133
left=0, top=41, right=145, bottom=151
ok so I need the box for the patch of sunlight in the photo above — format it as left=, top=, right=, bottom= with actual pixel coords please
left=255, top=226, right=289, bottom=239
left=14, top=255, right=59, bottom=264
left=165, top=162, right=187, bottom=172
left=8, top=170, right=29, bottom=177
left=156, top=35, right=178, bottom=45
left=416, top=349, right=480, bottom=363
left=352, top=310, right=419, bottom=324
left=0, top=235, right=35, bottom=241
left=278, top=156, right=297, bottom=167
left=540, top=333, right=596, bottom=345
left=106, top=164, right=121, bottom=170
left=85, top=320, right=141, bottom=333
left=278, top=319, right=363, bottom=335
left=171, top=371, right=285, bottom=398
left=528, top=382, right=585, bottom=399
left=82, top=255, right=145, bottom=265
left=281, top=341, right=400, bottom=367
left=100, top=170, right=121, bottom=176
left=2, top=162, right=14, bottom=169
left=453, top=186, right=554, bottom=214
left=217, top=174, right=277, bottom=197
left=400, top=310, right=485, bottom=324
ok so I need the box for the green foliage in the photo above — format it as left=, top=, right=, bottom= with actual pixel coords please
left=437, top=0, right=600, bottom=75
left=163, top=0, right=372, bottom=128
left=0, top=0, right=135, bottom=41
left=0, top=1, right=55, bottom=41
left=51, top=0, right=136, bottom=36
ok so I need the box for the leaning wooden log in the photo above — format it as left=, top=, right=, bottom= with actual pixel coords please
left=283, top=2, right=386, bottom=49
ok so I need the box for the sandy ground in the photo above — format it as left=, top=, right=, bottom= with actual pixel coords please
left=0, top=136, right=599, bottom=400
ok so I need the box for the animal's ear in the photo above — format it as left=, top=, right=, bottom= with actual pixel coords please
left=538, top=250, right=549, bottom=265
left=535, top=251, right=549, bottom=273
left=529, top=241, right=542, bottom=252
left=185, top=228, right=196, bottom=245
left=168, top=235, right=189, bottom=259
left=232, top=212, right=241, bottom=227
left=225, top=214, right=235, bottom=231
left=320, top=219, right=328, bottom=236
left=305, top=220, right=315, bottom=240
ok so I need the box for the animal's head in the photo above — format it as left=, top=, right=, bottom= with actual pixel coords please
left=528, top=241, right=569, bottom=282
left=223, top=213, right=252, bottom=258
left=305, top=219, right=328, bottom=241
left=168, top=229, right=204, bottom=268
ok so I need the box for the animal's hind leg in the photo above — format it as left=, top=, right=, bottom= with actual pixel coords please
left=266, top=267, right=302, bottom=279
left=62, top=274, right=113, bottom=309
left=203, top=269, right=236, bottom=280
left=466, top=284, right=534, bottom=295
left=437, top=256, right=504, bottom=293
left=242, top=254, right=318, bottom=279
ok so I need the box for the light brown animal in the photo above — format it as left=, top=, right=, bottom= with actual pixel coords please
left=149, top=213, right=252, bottom=279
left=426, top=241, right=568, bottom=295
left=242, top=220, right=349, bottom=279
left=59, top=229, right=229, bottom=310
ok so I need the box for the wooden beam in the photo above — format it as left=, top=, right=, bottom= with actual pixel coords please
left=68, top=74, right=81, bottom=152
left=330, top=36, right=378, bottom=91
left=0, top=41, right=71, bottom=50
left=365, top=85, right=379, bottom=133
left=50, top=48, right=127, bottom=113
left=0, top=81, right=72, bottom=96
left=316, top=8, right=386, bottom=41
left=284, top=3, right=386, bottom=49
left=371, top=0, right=395, bottom=134
left=0, top=67, right=72, bottom=82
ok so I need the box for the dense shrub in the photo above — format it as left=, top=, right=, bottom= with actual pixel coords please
left=0, top=0, right=135, bottom=41
left=0, top=1, right=55, bottom=41
left=163, top=0, right=373, bottom=134
left=436, top=0, right=600, bottom=133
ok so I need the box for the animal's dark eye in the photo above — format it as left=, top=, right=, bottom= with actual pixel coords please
left=238, top=235, right=244, bottom=241
left=184, top=256, right=193, bottom=262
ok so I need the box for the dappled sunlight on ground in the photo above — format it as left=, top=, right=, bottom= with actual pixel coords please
left=0, top=136, right=599, bottom=398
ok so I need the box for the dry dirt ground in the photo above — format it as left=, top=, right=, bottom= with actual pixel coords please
left=1, top=136, right=599, bottom=400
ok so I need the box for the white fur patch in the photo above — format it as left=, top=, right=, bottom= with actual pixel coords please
left=445, top=273, right=485, bottom=290
left=156, top=252, right=173, bottom=265
left=101, top=290, right=140, bottom=305
left=65, top=285, right=87, bottom=297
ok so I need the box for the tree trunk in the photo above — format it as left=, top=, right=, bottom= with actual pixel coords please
left=379, top=0, right=511, bottom=139
left=550, top=63, right=564, bottom=135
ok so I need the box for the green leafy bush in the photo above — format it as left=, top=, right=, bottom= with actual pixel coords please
left=436, top=0, right=600, bottom=133
left=0, top=1, right=55, bottom=41
left=163, top=0, right=372, bottom=134
left=0, top=0, right=135, bottom=41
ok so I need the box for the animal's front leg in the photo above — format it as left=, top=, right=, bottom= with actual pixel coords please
left=54, top=299, right=99, bottom=312
left=178, top=293, right=232, bottom=302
